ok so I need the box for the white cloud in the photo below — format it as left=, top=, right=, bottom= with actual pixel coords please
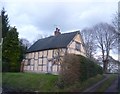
left=17, top=24, right=43, bottom=43
left=0, top=0, right=118, bottom=43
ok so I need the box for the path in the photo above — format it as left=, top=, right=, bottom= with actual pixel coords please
left=83, top=74, right=119, bottom=93
left=105, top=77, right=118, bottom=92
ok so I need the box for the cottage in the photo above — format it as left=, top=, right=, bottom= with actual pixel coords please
left=21, top=28, right=86, bottom=74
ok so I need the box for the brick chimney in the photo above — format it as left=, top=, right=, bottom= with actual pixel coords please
left=54, top=28, right=61, bottom=36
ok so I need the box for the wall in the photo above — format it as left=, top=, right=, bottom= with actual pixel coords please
left=23, top=48, right=66, bottom=74
left=67, top=33, right=86, bottom=57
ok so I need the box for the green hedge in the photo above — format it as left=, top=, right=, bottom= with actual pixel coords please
left=60, top=54, right=103, bottom=86
left=79, top=55, right=103, bottom=81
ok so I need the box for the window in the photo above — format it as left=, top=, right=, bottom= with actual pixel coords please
left=75, top=42, right=81, bottom=51
left=43, top=51, right=47, bottom=57
left=43, top=58, right=47, bottom=65
left=39, top=51, right=42, bottom=58
left=35, top=52, right=38, bottom=59
left=27, top=59, right=31, bottom=65
left=38, top=58, right=43, bottom=66
left=31, top=59, right=34, bottom=66
left=32, top=53, right=34, bottom=58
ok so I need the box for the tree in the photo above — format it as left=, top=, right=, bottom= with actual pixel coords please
left=1, top=8, right=10, bottom=71
left=19, top=38, right=31, bottom=62
left=81, top=28, right=97, bottom=58
left=2, top=27, right=20, bottom=72
left=32, top=34, right=48, bottom=44
left=1, top=7, right=10, bottom=38
left=93, top=23, right=117, bottom=73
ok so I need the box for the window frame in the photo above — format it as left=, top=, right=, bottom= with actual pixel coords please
left=75, top=41, right=81, bottom=51
left=27, top=59, right=31, bottom=65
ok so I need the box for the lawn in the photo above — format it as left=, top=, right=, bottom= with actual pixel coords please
left=3, top=72, right=58, bottom=92
left=2, top=72, right=104, bottom=92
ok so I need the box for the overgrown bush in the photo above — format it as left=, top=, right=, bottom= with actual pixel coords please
left=59, top=54, right=103, bottom=87
left=59, top=54, right=80, bottom=86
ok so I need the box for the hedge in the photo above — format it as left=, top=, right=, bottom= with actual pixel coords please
left=79, top=55, right=103, bottom=81
left=59, top=54, right=103, bottom=86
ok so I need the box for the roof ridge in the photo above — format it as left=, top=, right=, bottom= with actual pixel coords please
left=39, top=31, right=80, bottom=40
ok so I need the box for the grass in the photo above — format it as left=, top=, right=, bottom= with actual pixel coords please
left=80, top=74, right=104, bottom=91
left=2, top=72, right=104, bottom=92
left=3, top=72, right=58, bottom=92
left=95, top=74, right=117, bottom=92
left=61, top=74, right=104, bottom=92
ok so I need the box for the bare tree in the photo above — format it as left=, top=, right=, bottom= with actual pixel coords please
left=112, top=12, right=120, bottom=52
left=112, top=12, right=120, bottom=33
left=20, top=38, right=31, bottom=49
left=93, top=23, right=117, bottom=73
left=81, top=28, right=97, bottom=58
left=32, top=34, right=49, bottom=44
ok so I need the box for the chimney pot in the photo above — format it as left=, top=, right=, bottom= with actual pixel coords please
left=54, top=27, right=61, bottom=36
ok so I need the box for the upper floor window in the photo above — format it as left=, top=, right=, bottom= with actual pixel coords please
left=75, top=42, right=81, bottom=51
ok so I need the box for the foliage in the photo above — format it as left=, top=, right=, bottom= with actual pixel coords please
left=59, top=54, right=103, bottom=87
left=1, top=7, right=10, bottom=38
left=59, top=54, right=80, bottom=86
left=19, top=39, right=28, bottom=62
left=1, top=8, right=10, bottom=71
left=62, top=74, right=104, bottom=92
left=79, top=55, right=103, bottom=81
left=2, top=27, right=20, bottom=72
left=1, top=8, right=26, bottom=72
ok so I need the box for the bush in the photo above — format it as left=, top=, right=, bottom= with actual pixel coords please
left=79, top=55, right=103, bottom=81
left=59, top=54, right=103, bottom=87
left=59, top=54, right=80, bottom=86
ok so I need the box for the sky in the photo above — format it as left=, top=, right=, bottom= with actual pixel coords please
left=0, top=0, right=119, bottom=60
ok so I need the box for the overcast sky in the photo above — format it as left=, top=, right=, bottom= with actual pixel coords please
left=0, top=0, right=119, bottom=60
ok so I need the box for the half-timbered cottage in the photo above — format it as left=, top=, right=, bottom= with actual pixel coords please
left=21, top=28, right=86, bottom=74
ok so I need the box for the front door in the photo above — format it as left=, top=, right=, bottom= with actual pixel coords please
left=34, top=60, right=38, bottom=71
left=48, top=62, right=52, bottom=73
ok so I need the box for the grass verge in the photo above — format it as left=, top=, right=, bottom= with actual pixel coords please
left=61, top=74, right=104, bottom=92
left=95, top=74, right=117, bottom=92
left=3, top=72, right=104, bottom=92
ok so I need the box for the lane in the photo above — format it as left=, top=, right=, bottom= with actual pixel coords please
left=83, top=74, right=110, bottom=92
left=105, top=78, right=118, bottom=92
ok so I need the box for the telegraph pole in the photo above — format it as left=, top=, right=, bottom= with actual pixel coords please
left=0, top=15, right=2, bottom=94
left=118, top=1, right=120, bottom=91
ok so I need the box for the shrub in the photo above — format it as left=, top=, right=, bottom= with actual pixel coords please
left=79, top=55, right=103, bottom=81
left=59, top=54, right=80, bottom=86
left=59, top=54, right=103, bottom=87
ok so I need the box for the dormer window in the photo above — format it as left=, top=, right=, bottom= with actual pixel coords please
left=75, top=42, right=81, bottom=51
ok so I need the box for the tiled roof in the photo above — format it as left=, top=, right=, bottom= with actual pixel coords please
left=27, top=31, right=80, bottom=53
